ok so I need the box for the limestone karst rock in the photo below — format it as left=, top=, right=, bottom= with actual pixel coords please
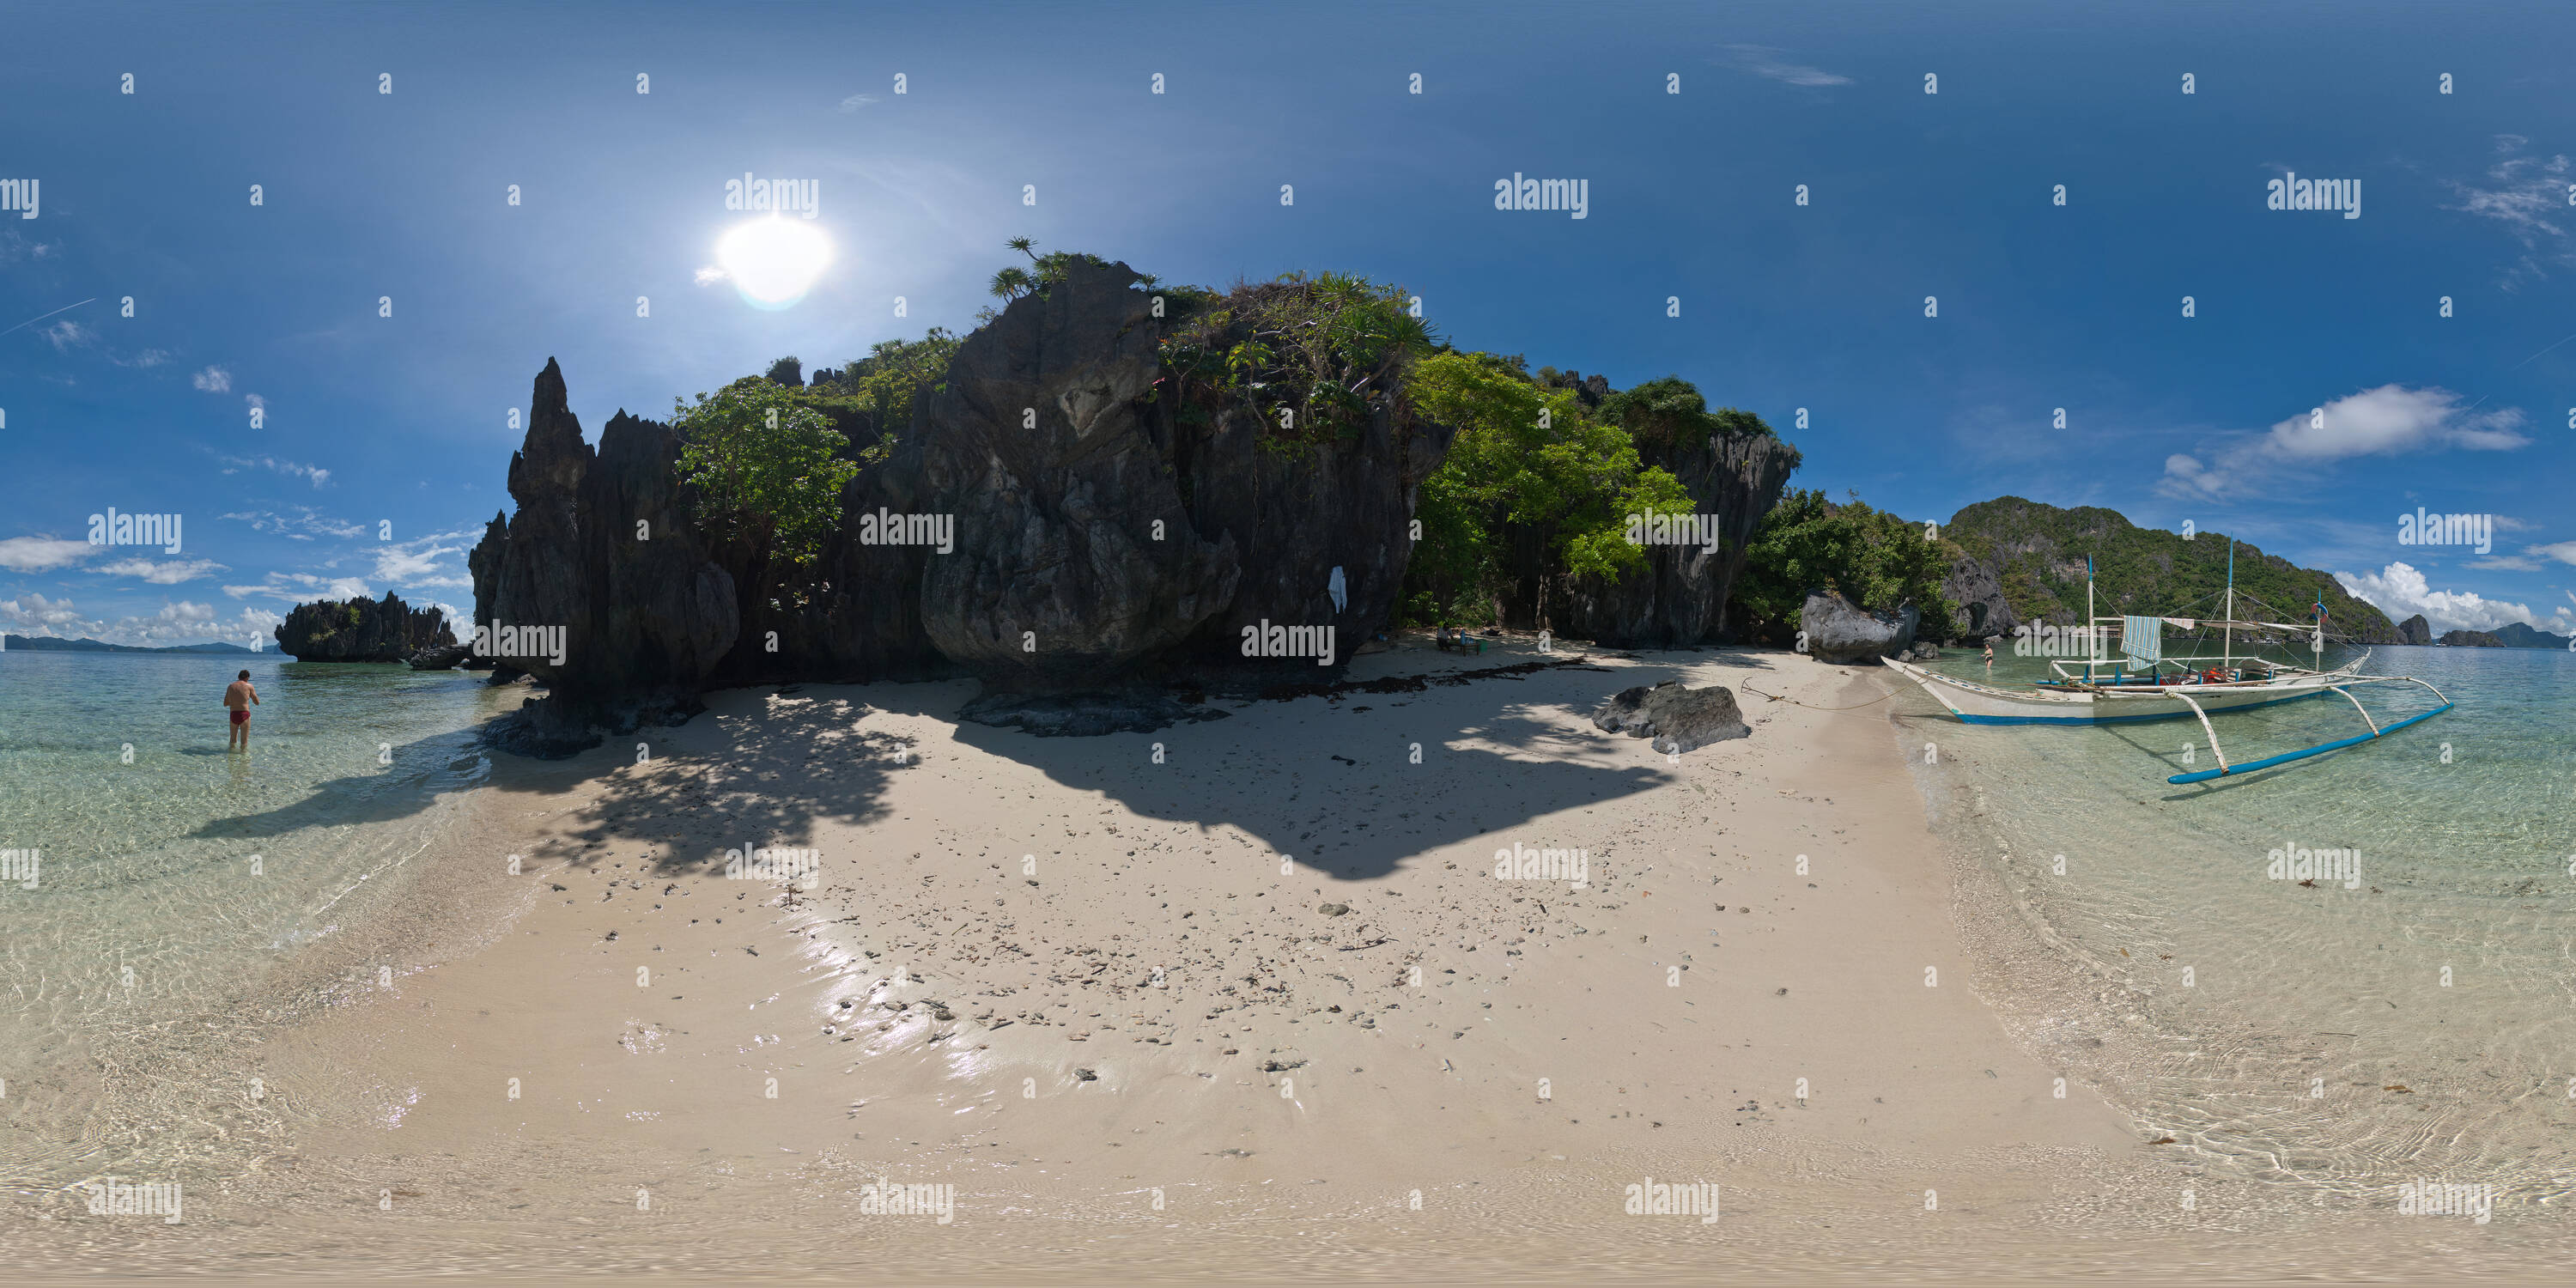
left=272, top=592, right=453, bottom=662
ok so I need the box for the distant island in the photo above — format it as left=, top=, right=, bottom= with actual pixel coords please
left=271, top=591, right=457, bottom=663
left=2395, top=614, right=2567, bottom=648
left=3, top=635, right=254, bottom=654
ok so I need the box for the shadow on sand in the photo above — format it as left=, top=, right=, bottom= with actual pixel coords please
left=190, top=650, right=1777, bottom=883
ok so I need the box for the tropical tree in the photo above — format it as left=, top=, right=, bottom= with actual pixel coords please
left=1398, top=351, right=1692, bottom=625
left=1730, top=489, right=1956, bottom=643
left=671, top=378, right=862, bottom=594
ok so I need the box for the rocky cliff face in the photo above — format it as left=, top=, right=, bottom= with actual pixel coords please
left=467, top=260, right=1456, bottom=750
left=469, top=359, right=742, bottom=752
left=273, top=592, right=453, bottom=662
left=914, top=261, right=1239, bottom=690
left=1163, top=400, right=1454, bottom=673
left=1554, top=427, right=1801, bottom=647
left=1800, top=588, right=1920, bottom=664
left=2397, top=614, right=2433, bottom=646
left=1941, top=550, right=2019, bottom=642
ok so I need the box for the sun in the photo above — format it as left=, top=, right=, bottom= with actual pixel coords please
left=716, top=216, right=833, bottom=307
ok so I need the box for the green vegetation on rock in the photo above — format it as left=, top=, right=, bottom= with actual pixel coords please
left=1397, top=352, right=1695, bottom=626
left=1729, top=489, right=1957, bottom=644
left=671, top=379, right=866, bottom=592
left=1154, top=269, right=1437, bottom=453
left=1941, top=496, right=2399, bottom=641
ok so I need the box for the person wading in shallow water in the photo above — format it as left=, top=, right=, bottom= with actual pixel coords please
left=224, top=669, right=260, bottom=751
left=1982, top=639, right=1995, bottom=670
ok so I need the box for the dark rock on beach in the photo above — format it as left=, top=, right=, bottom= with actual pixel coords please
left=1590, top=680, right=1750, bottom=755
left=1157, top=283, right=1457, bottom=671
left=468, top=358, right=740, bottom=754
left=466, top=258, right=1461, bottom=748
left=1799, top=589, right=1919, bottom=664
left=915, top=259, right=1240, bottom=690
left=406, top=643, right=471, bottom=670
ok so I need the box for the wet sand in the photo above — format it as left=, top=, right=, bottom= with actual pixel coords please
left=12, top=641, right=2567, bottom=1280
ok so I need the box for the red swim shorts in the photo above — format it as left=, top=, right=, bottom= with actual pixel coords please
left=230, top=709, right=250, bottom=726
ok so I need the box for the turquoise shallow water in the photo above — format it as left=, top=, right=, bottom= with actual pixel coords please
left=0, top=651, right=510, bottom=1186
left=1899, top=642, right=2576, bottom=1201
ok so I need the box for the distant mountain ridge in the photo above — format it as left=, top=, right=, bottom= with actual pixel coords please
left=3, top=635, right=255, bottom=653
left=2492, top=622, right=2572, bottom=650
left=1936, top=497, right=2402, bottom=644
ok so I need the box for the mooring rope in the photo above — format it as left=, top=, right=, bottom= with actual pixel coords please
left=1741, top=682, right=1896, bottom=712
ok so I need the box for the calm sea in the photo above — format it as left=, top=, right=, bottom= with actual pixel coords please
left=0, top=651, right=510, bottom=1188
left=1900, top=641, right=2576, bottom=1204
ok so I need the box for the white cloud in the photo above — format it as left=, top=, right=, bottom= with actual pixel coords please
left=218, top=454, right=328, bottom=488
left=1, top=592, right=92, bottom=630
left=1, top=592, right=281, bottom=647
left=0, top=228, right=64, bottom=266
left=94, top=556, right=228, bottom=584
left=222, top=571, right=372, bottom=601
left=113, top=348, right=173, bottom=368
left=1722, top=45, right=1852, bottom=88
left=2335, top=561, right=2567, bottom=635
left=0, top=535, right=96, bottom=572
left=2160, top=385, right=2530, bottom=499
left=695, top=264, right=728, bottom=285
left=191, top=364, right=233, bottom=392
left=2464, top=539, right=2576, bottom=572
left=2445, top=135, right=2576, bottom=289
left=218, top=507, right=368, bottom=540
left=42, top=319, right=92, bottom=351
left=370, top=533, right=474, bottom=588
left=838, top=93, right=879, bottom=112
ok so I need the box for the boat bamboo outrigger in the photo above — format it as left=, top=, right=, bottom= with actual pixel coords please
left=1881, top=541, right=2452, bottom=785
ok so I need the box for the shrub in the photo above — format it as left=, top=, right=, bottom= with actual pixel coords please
left=1154, top=270, right=1435, bottom=452
left=1397, top=351, right=1692, bottom=626
left=672, top=379, right=864, bottom=593
left=1731, top=489, right=1956, bottom=642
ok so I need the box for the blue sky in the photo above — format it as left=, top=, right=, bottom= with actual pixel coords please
left=5, top=0, right=2573, bottom=645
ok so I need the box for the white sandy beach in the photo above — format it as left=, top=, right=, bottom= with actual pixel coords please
left=11, top=640, right=2568, bottom=1281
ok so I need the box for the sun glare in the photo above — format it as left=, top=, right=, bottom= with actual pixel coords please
left=716, top=216, right=833, bottom=307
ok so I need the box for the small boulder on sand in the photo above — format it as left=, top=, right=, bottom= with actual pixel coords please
left=1590, top=681, right=1750, bottom=755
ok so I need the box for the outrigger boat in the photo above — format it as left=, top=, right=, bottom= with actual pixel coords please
left=1882, top=544, right=2452, bottom=785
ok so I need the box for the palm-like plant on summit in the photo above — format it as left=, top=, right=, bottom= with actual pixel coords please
left=988, top=266, right=1034, bottom=301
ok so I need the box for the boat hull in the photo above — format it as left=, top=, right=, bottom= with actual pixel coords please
left=1881, top=658, right=2341, bottom=725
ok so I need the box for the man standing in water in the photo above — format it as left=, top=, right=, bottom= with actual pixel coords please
left=224, top=669, right=260, bottom=751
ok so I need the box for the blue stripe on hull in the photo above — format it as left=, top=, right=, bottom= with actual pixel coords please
left=1943, top=689, right=2332, bottom=726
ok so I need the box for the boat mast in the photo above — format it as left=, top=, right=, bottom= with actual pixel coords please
left=2086, top=554, right=2096, bottom=683
left=2223, top=538, right=2234, bottom=671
